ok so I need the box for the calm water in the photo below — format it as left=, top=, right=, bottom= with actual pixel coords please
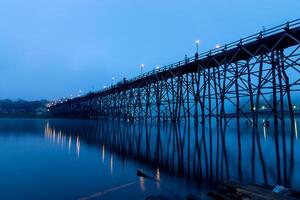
left=0, top=117, right=299, bottom=199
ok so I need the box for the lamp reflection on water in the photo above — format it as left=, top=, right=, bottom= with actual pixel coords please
left=57, top=131, right=61, bottom=144
left=68, top=135, right=72, bottom=152
left=139, top=177, right=145, bottom=191
left=110, top=154, right=113, bottom=175
left=295, top=119, right=298, bottom=140
left=263, top=119, right=267, bottom=140
left=45, top=123, right=74, bottom=152
left=156, top=168, right=160, bottom=189
left=76, top=136, right=80, bottom=158
left=102, top=145, right=105, bottom=164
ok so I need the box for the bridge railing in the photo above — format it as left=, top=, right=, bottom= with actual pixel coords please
left=59, top=18, right=300, bottom=103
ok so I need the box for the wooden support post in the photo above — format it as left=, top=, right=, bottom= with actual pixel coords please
left=271, top=52, right=282, bottom=184
left=235, top=62, right=242, bottom=181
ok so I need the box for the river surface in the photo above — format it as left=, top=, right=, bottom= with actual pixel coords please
left=0, top=117, right=299, bottom=199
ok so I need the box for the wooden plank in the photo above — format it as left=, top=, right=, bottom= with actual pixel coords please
left=209, top=181, right=300, bottom=200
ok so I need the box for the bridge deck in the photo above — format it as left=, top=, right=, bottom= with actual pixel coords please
left=53, top=19, right=300, bottom=106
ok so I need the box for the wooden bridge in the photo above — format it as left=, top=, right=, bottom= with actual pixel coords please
left=50, top=19, right=300, bottom=125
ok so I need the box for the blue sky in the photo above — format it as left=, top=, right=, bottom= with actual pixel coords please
left=0, top=0, right=299, bottom=100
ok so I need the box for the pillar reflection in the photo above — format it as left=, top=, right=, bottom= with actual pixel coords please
left=44, top=117, right=298, bottom=188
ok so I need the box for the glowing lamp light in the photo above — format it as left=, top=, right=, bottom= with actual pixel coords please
left=216, top=44, right=221, bottom=49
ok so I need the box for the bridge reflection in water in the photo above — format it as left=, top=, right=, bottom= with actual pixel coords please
left=44, top=117, right=300, bottom=189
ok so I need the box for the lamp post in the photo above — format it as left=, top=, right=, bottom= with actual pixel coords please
left=195, top=40, right=200, bottom=54
left=216, top=44, right=221, bottom=53
left=140, top=64, right=144, bottom=75
left=111, top=76, right=115, bottom=86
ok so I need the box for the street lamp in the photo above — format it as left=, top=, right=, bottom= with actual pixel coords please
left=216, top=44, right=221, bottom=49
left=195, top=40, right=200, bottom=53
left=111, top=76, right=115, bottom=85
left=156, top=65, right=160, bottom=71
left=78, top=89, right=82, bottom=97
left=140, top=64, right=144, bottom=74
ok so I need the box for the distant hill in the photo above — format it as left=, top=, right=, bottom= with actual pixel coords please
left=0, top=99, right=50, bottom=117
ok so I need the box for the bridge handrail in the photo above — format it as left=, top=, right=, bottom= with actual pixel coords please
left=55, top=18, right=300, bottom=104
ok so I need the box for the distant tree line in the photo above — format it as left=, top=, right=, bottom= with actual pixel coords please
left=0, top=99, right=49, bottom=115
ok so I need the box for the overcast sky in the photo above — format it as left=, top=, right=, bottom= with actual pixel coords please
left=0, top=0, right=299, bottom=100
